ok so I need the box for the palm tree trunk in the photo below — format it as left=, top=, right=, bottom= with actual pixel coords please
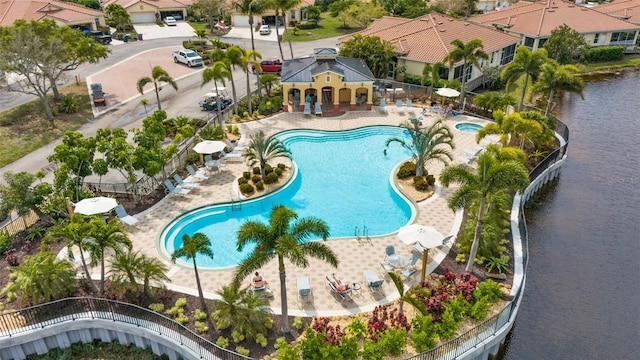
left=230, top=75, right=239, bottom=114
left=154, top=83, right=162, bottom=110
left=459, top=63, right=467, bottom=106
left=193, top=259, right=208, bottom=312
left=466, top=196, right=486, bottom=272
left=545, top=89, right=555, bottom=116
left=285, top=23, right=294, bottom=58
left=246, top=72, right=253, bottom=115
left=100, top=250, right=106, bottom=293
left=518, top=73, right=529, bottom=112
left=279, top=256, right=290, bottom=333
left=214, top=83, right=223, bottom=127
left=78, top=249, right=98, bottom=293
left=275, top=9, right=285, bottom=60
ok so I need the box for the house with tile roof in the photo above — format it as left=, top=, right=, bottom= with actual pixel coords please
left=0, top=0, right=106, bottom=29
left=470, top=0, right=640, bottom=53
left=280, top=48, right=376, bottom=114
left=339, top=13, right=521, bottom=94
left=231, top=0, right=314, bottom=27
left=101, top=0, right=194, bottom=24
left=592, top=0, right=640, bottom=25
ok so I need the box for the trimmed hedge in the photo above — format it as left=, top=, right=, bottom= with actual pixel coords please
left=584, top=46, right=624, bottom=62
left=263, top=172, right=279, bottom=184
left=397, top=162, right=417, bottom=179
left=240, top=183, right=255, bottom=195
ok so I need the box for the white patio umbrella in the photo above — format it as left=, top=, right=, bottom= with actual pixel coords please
left=73, top=196, right=118, bottom=216
left=436, top=87, right=460, bottom=98
left=193, top=140, right=227, bottom=154
left=398, top=224, right=450, bottom=282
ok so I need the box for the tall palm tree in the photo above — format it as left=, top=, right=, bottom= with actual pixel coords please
left=245, top=130, right=292, bottom=177
left=171, top=232, right=214, bottom=312
left=46, top=214, right=98, bottom=293
left=421, top=62, right=443, bottom=97
left=136, top=66, right=178, bottom=110
left=531, top=59, right=585, bottom=116
left=109, top=249, right=170, bottom=297
left=86, top=218, right=132, bottom=294
left=233, top=205, right=338, bottom=333
left=385, top=119, right=455, bottom=177
left=387, top=272, right=427, bottom=315
left=233, top=0, right=266, bottom=51
left=5, top=250, right=76, bottom=305
left=443, top=38, right=488, bottom=105
left=202, top=60, right=232, bottom=127
left=225, top=45, right=245, bottom=114
left=439, top=152, right=529, bottom=272
left=238, top=48, right=262, bottom=115
left=274, top=0, right=302, bottom=58
left=501, top=46, right=548, bottom=112
left=212, top=285, right=272, bottom=341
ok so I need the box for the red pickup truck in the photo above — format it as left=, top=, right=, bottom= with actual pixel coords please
left=252, top=59, right=282, bottom=75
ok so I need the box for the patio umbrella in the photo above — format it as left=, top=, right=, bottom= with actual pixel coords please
left=436, top=87, right=460, bottom=98
left=193, top=140, right=227, bottom=154
left=74, top=196, right=118, bottom=216
left=398, top=224, right=448, bottom=282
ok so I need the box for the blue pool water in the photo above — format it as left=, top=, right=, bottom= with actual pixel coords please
left=454, top=122, right=483, bottom=134
left=162, top=126, right=416, bottom=268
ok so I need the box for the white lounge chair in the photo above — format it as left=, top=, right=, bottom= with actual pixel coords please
left=114, top=205, right=138, bottom=226
left=363, top=269, right=384, bottom=293
left=186, top=165, right=209, bottom=180
left=379, top=98, right=387, bottom=112
left=303, top=102, right=311, bottom=115
left=314, top=102, right=323, bottom=116
left=326, top=276, right=352, bottom=302
left=173, top=174, right=199, bottom=188
left=164, top=180, right=191, bottom=195
left=402, top=252, right=421, bottom=278
left=396, top=99, right=404, bottom=114
left=297, top=276, right=312, bottom=306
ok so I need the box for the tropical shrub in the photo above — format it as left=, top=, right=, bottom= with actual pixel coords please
left=195, top=320, right=209, bottom=333
left=425, top=174, right=436, bottom=186
left=397, top=162, right=417, bottom=178
left=239, top=183, right=255, bottom=195
left=57, top=95, right=79, bottom=114
left=485, top=255, right=510, bottom=274
left=251, top=175, right=262, bottom=183
left=277, top=163, right=286, bottom=170
left=263, top=172, right=279, bottom=184
left=470, top=296, right=492, bottom=322
left=274, top=167, right=283, bottom=176
left=236, top=346, right=250, bottom=356
left=194, top=308, right=208, bottom=320
left=238, top=177, right=248, bottom=185
left=252, top=166, right=261, bottom=175
left=243, top=171, right=251, bottom=179
left=474, top=280, right=503, bottom=302
left=149, top=303, right=164, bottom=313
left=255, top=181, right=264, bottom=191
left=414, top=176, right=430, bottom=191
left=264, top=164, right=273, bottom=174
left=411, top=314, right=438, bottom=351
left=255, top=333, right=268, bottom=347
left=216, top=336, right=230, bottom=349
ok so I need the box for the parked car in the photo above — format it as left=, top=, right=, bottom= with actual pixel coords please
left=259, top=24, right=271, bottom=35
left=87, top=30, right=112, bottom=45
left=172, top=49, right=204, bottom=67
left=164, top=16, right=177, bottom=26
left=251, top=59, right=282, bottom=75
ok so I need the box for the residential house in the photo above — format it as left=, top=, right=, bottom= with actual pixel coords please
left=470, top=0, right=640, bottom=53
left=101, top=0, right=194, bottom=24
left=231, top=0, right=313, bottom=27
left=592, top=0, right=640, bottom=25
left=0, top=0, right=106, bottom=29
left=280, top=48, right=376, bottom=114
left=340, top=13, right=521, bottom=93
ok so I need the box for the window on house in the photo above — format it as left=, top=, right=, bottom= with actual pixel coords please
left=387, top=62, right=396, bottom=79
left=291, top=10, right=295, bottom=20
left=500, top=44, right=516, bottom=65
left=453, top=65, right=471, bottom=82
left=524, top=37, right=535, bottom=49
left=593, top=33, right=600, bottom=44
left=490, top=52, right=495, bottom=65
left=301, top=7, right=308, bottom=21
left=611, top=31, right=637, bottom=44
left=538, top=38, right=548, bottom=48
left=325, top=75, right=331, bottom=82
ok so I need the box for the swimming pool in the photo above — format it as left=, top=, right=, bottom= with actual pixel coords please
left=454, top=122, right=483, bottom=134
left=162, top=126, right=416, bottom=268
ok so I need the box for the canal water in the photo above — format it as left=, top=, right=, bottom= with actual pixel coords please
left=501, top=70, right=640, bottom=359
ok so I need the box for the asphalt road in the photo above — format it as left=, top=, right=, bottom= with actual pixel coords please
left=0, top=35, right=341, bottom=183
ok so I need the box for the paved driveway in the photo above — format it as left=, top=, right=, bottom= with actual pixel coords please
left=223, top=26, right=281, bottom=42
left=134, top=22, right=196, bottom=40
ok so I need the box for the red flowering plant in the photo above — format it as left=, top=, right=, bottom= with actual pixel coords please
left=366, top=305, right=411, bottom=341
left=310, top=317, right=345, bottom=346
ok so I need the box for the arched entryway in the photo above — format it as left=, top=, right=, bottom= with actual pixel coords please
left=287, top=88, right=301, bottom=112
left=321, top=87, right=334, bottom=112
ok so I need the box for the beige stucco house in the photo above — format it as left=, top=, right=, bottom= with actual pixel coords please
left=280, top=48, right=376, bottom=114
left=470, top=0, right=640, bottom=53
left=231, top=0, right=313, bottom=27
left=340, top=13, right=521, bottom=93
left=0, top=0, right=106, bottom=29
left=101, top=0, right=193, bottom=24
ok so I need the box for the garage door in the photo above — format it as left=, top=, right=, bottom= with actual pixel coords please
left=130, top=12, right=156, bottom=24
left=233, top=15, right=250, bottom=27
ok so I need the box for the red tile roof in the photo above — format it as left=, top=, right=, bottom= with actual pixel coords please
left=593, top=0, right=640, bottom=25
left=339, top=13, right=520, bottom=64
left=470, top=0, right=639, bottom=36
left=101, top=0, right=194, bottom=10
left=0, top=0, right=104, bottom=26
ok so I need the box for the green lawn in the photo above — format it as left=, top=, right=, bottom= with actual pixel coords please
left=580, top=54, right=640, bottom=72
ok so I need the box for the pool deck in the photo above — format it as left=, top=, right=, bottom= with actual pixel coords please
left=115, top=108, right=492, bottom=317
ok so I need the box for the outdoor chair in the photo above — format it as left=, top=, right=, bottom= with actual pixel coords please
left=114, top=205, right=138, bottom=226
left=303, top=102, right=311, bottom=115
left=314, top=102, right=323, bottom=116
left=297, top=276, right=312, bottom=306
left=173, top=174, right=199, bottom=188
left=396, top=99, right=404, bottom=114
left=326, top=275, right=352, bottom=302
left=186, top=165, right=209, bottom=180
left=164, top=180, right=191, bottom=195
left=385, top=245, right=396, bottom=258
left=402, top=252, right=421, bottom=278
left=379, top=98, right=387, bottom=112
left=363, top=269, right=384, bottom=293
left=380, top=261, right=395, bottom=273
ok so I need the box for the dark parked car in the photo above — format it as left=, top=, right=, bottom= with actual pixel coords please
left=87, top=31, right=112, bottom=45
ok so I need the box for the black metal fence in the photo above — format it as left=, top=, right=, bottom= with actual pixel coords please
left=0, top=297, right=253, bottom=360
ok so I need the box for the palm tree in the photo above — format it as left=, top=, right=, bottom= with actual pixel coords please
left=501, top=46, right=548, bottom=112
left=233, top=0, right=267, bottom=51
left=46, top=214, right=98, bottom=293
left=245, top=130, right=292, bottom=177
left=477, top=110, right=545, bottom=149
left=385, top=119, right=455, bottom=177
left=86, top=218, right=132, bottom=294
left=274, top=0, right=302, bottom=58
left=421, top=62, right=443, bottom=97
left=387, top=272, right=427, bottom=315
left=136, top=66, right=178, bottom=110
left=531, top=59, right=585, bottom=116
left=443, top=38, right=488, bottom=105
left=140, top=98, right=149, bottom=115
left=202, top=60, right=232, bottom=127
left=212, top=285, right=272, bottom=341
left=233, top=205, right=338, bottom=333
left=238, top=48, right=262, bottom=115
left=194, top=28, right=208, bottom=41
left=260, top=73, right=280, bottom=96
left=224, top=45, right=245, bottom=114
left=171, top=232, right=214, bottom=312
left=5, top=250, right=76, bottom=305
left=439, top=152, right=529, bottom=272
left=109, top=249, right=170, bottom=296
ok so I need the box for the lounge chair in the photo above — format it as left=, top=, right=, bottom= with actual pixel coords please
left=164, top=180, right=191, bottom=195
left=326, top=275, right=352, bottom=302
left=379, top=98, right=387, bottom=112
left=314, top=102, right=323, bottom=116
left=114, top=205, right=138, bottom=226
left=380, top=261, right=395, bottom=273
left=173, top=174, right=199, bottom=188
left=396, top=99, right=404, bottom=114
left=385, top=245, right=396, bottom=258
left=303, top=102, right=311, bottom=115
left=297, top=276, right=312, bottom=306
left=186, top=165, right=209, bottom=180
left=363, top=269, right=384, bottom=293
